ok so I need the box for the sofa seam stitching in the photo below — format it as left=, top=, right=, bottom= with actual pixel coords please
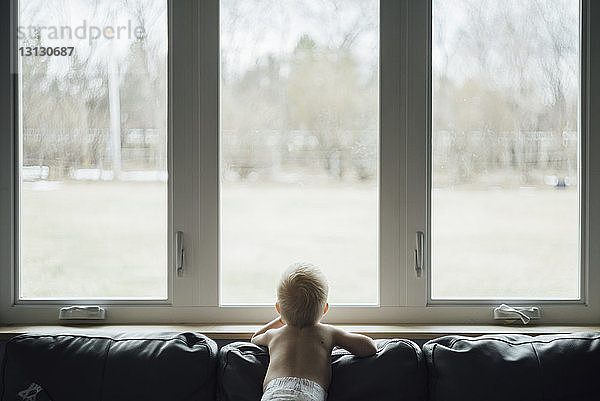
left=410, top=340, right=425, bottom=401
left=98, top=338, right=112, bottom=401
left=202, top=339, right=216, bottom=398
left=218, top=347, right=233, bottom=401
left=173, top=337, right=213, bottom=396
left=430, top=343, right=437, bottom=401
left=530, top=342, right=543, bottom=401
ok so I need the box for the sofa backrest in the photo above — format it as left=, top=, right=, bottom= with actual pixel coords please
left=218, top=338, right=427, bottom=401
left=4, top=330, right=600, bottom=401
left=423, top=331, right=600, bottom=401
left=0, top=332, right=218, bottom=401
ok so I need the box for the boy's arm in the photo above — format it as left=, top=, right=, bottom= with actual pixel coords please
left=250, top=317, right=285, bottom=346
left=332, top=327, right=377, bottom=357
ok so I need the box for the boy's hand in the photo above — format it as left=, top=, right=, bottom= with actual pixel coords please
left=333, top=327, right=377, bottom=357
left=251, top=316, right=285, bottom=346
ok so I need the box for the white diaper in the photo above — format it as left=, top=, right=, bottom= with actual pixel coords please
left=261, top=377, right=327, bottom=401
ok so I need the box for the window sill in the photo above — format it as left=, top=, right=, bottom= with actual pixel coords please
left=0, top=324, right=599, bottom=340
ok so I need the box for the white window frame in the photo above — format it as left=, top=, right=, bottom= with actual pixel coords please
left=1, top=0, right=599, bottom=325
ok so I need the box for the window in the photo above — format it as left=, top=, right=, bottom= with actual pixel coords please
left=16, top=0, right=168, bottom=300
left=1, top=0, right=599, bottom=325
left=219, top=0, right=379, bottom=304
left=431, top=0, right=580, bottom=300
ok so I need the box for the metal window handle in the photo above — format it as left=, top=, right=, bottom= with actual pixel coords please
left=415, top=231, right=424, bottom=278
left=176, top=231, right=184, bottom=277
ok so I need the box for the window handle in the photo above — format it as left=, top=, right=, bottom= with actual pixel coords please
left=414, top=231, right=424, bottom=278
left=176, top=231, right=184, bottom=277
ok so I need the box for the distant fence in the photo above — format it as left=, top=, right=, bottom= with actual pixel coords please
left=22, top=127, right=578, bottom=185
left=222, top=129, right=577, bottom=185
left=432, top=130, right=577, bottom=186
left=221, top=129, right=378, bottom=182
left=23, top=127, right=166, bottom=180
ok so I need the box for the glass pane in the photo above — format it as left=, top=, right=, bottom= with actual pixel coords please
left=18, top=0, right=168, bottom=299
left=220, top=0, right=379, bottom=304
left=431, top=0, right=579, bottom=299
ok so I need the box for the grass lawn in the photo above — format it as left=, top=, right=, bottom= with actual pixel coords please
left=21, top=181, right=168, bottom=298
left=20, top=181, right=579, bottom=302
left=432, top=187, right=578, bottom=299
left=220, top=183, right=378, bottom=304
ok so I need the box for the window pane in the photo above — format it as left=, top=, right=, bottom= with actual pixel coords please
left=431, top=0, right=579, bottom=299
left=18, top=0, right=168, bottom=299
left=220, top=0, right=379, bottom=304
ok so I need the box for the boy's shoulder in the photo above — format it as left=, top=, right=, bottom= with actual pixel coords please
left=317, top=322, right=341, bottom=332
left=275, top=322, right=337, bottom=336
left=315, top=323, right=344, bottom=337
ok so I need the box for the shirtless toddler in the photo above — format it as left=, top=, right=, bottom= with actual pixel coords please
left=251, top=262, right=377, bottom=401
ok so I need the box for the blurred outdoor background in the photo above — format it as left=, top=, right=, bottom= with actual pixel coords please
left=19, top=0, right=168, bottom=298
left=219, top=0, right=379, bottom=304
left=19, top=0, right=579, bottom=302
left=431, top=0, right=579, bottom=299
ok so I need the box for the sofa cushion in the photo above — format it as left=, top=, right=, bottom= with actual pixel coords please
left=218, top=338, right=426, bottom=401
left=217, top=341, right=269, bottom=401
left=423, top=332, right=600, bottom=401
left=0, top=332, right=218, bottom=401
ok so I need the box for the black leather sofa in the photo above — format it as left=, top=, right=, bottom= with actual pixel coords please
left=0, top=332, right=218, bottom=401
left=1, top=331, right=599, bottom=400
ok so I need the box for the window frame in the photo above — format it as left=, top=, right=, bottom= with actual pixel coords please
left=421, top=0, right=591, bottom=309
left=412, top=0, right=600, bottom=322
left=1, top=0, right=599, bottom=325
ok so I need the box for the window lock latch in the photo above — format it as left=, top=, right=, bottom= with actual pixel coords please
left=59, top=306, right=106, bottom=320
left=176, top=231, right=184, bottom=277
left=414, top=231, right=424, bottom=278
left=493, top=304, right=541, bottom=325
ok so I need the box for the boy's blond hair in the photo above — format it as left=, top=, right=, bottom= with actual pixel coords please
left=277, top=262, right=329, bottom=327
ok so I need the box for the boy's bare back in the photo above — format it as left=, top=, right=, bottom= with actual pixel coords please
left=252, top=322, right=377, bottom=390
left=251, top=263, right=377, bottom=396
